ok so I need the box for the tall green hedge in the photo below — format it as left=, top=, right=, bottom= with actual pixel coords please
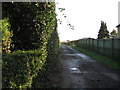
left=2, top=2, right=59, bottom=88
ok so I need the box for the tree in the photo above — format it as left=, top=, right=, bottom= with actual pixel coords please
left=97, top=21, right=110, bottom=39
left=110, top=29, right=117, bottom=38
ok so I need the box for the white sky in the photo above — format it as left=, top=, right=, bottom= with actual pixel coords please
left=55, top=0, right=120, bottom=42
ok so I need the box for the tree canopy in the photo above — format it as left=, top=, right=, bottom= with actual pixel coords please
left=97, top=21, right=109, bottom=39
left=110, top=29, right=117, bottom=37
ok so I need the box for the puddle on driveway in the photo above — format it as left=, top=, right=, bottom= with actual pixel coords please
left=63, top=50, right=67, bottom=52
left=65, top=53, right=90, bottom=59
left=65, top=53, right=96, bottom=62
left=66, top=46, right=77, bottom=52
left=70, top=67, right=81, bottom=73
left=76, top=53, right=90, bottom=59
left=65, top=54, right=77, bottom=56
left=70, top=67, right=89, bottom=74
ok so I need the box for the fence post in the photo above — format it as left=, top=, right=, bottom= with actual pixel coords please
left=92, top=39, right=94, bottom=51
left=118, top=38, right=120, bottom=62
left=93, top=39, right=95, bottom=51
left=103, top=39, right=105, bottom=55
left=88, top=38, right=90, bottom=50
left=96, top=39, right=99, bottom=53
left=111, top=38, right=114, bottom=58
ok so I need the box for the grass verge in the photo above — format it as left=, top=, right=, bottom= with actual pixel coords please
left=71, top=46, right=120, bottom=71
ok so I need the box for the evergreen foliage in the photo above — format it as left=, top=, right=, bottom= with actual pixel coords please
left=98, top=21, right=109, bottom=39
left=2, top=2, right=59, bottom=88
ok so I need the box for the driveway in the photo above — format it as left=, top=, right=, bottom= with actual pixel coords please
left=57, top=44, right=120, bottom=88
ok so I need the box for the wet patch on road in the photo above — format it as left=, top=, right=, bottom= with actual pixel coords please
left=65, top=53, right=96, bottom=62
left=70, top=67, right=81, bottom=73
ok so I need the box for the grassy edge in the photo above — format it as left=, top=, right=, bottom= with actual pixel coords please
left=71, top=46, right=120, bottom=71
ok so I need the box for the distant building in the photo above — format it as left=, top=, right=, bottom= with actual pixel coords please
left=116, top=24, right=120, bottom=37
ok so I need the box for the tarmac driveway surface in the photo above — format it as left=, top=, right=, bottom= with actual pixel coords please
left=58, top=44, right=120, bottom=88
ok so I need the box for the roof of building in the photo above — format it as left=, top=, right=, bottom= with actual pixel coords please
left=116, top=24, right=120, bottom=27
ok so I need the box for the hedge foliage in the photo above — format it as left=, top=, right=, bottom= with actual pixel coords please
left=2, top=49, right=47, bottom=88
left=2, top=2, right=59, bottom=88
left=1, top=18, right=12, bottom=53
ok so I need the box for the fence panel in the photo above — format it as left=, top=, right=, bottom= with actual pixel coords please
left=104, top=39, right=113, bottom=57
left=89, top=39, right=94, bottom=51
left=113, top=38, right=120, bottom=61
left=98, top=39, right=104, bottom=54
left=93, top=39, right=98, bottom=52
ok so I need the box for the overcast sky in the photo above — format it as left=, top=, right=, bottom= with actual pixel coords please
left=55, top=0, right=120, bottom=42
